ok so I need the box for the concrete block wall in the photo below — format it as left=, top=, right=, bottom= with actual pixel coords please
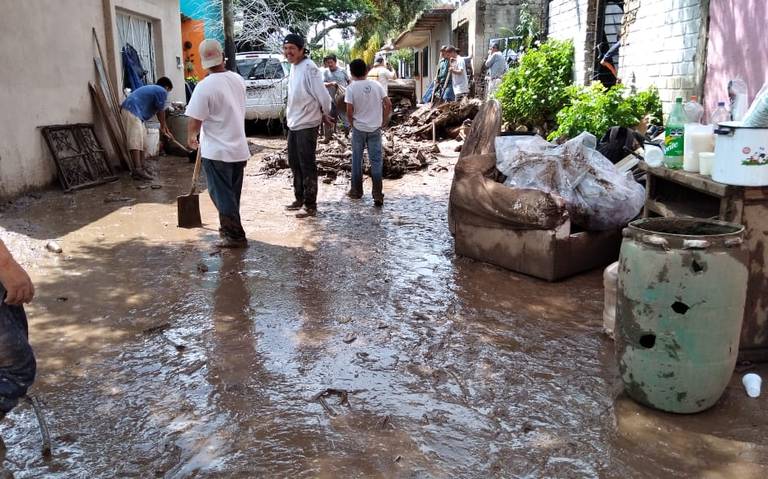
left=547, top=0, right=590, bottom=84
left=619, top=0, right=705, bottom=114
left=460, top=0, right=546, bottom=97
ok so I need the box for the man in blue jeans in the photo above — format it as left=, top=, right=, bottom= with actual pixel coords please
left=0, top=240, right=36, bottom=460
left=186, top=39, right=250, bottom=248
left=345, top=59, right=392, bottom=206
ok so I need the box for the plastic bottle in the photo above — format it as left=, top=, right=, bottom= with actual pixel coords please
left=711, top=101, right=730, bottom=125
left=664, top=97, right=685, bottom=169
left=683, top=96, right=704, bottom=123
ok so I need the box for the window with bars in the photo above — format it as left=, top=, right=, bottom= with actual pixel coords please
left=117, top=12, right=157, bottom=87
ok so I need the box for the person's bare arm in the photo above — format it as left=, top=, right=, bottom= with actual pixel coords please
left=346, top=103, right=355, bottom=130
left=187, top=118, right=202, bottom=150
left=382, top=97, right=392, bottom=125
left=0, top=240, right=34, bottom=305
left=157, top=110, right=171, bottom=137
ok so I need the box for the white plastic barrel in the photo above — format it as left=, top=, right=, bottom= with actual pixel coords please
left=145, top=128, right=160, bottom=157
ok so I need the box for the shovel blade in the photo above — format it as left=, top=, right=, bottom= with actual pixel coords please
left=177, top=193, right=202, bottom=228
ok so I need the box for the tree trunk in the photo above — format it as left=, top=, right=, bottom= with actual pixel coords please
left=222, top=0, right=237, bottom=71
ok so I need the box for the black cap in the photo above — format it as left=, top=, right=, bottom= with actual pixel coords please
left=283, top=33, right=305, bottom=50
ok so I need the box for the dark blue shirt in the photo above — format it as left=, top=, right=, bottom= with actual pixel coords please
left=121, top=85, right=168, bottom=121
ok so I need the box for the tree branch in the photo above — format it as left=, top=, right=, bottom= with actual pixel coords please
left=310, top=21, right=356, bottom=47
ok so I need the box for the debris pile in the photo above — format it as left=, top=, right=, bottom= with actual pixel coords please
left=260, top=99, right=482, bottom=179
left=392, top=99, right=481, bottom=141
left=261, top=133, right=439, bottom=179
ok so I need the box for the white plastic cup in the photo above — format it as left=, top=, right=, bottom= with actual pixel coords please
left=742, top=373, right=762, bottom=398
left=645, top=144, right=664, bottom=167
left=699, top=152, right=715, bottom=176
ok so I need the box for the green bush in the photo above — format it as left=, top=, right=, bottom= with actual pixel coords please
left=494, top=39, right=574, bottom=131
left=548, top=83, right=663, bottom=141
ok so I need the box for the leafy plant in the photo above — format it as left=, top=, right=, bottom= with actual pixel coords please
left=351, top=32, right=383, bottom=66
left=515, top=1, right=543, bottom=51
left=548, top=83, right=662, bottom=141
left=390, top=48, right=413, bottom=66
left=494, top=39, right=574, bottom=132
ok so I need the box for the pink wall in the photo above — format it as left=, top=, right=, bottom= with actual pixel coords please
left=703, top=0, right=768, bottom=121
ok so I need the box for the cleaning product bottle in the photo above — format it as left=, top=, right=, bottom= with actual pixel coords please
left=711, top=101, right=730, bottom=125
left=664, top=97, right=685, bottom=169
left=683, top=95, right=704, bottom=123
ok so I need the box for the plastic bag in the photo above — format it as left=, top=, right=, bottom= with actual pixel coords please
left=495, top=132, right=646, bottom=231
left=743, top=81, right=768, bottom=128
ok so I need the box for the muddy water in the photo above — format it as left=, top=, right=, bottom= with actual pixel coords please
left=1, top=137, right=766, bottom=478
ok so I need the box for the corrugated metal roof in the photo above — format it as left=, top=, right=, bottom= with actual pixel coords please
left=393, top=5, right=455, bottom=49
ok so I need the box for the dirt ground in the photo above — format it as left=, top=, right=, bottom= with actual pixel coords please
left=0, top=134, right=766, bottom=478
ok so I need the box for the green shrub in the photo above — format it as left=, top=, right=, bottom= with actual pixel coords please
left=494, top=39, right=574, bottom=131
left=548, top=83, right=663, bottom=141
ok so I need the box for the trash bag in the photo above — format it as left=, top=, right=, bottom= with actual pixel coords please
left=597, top=126, right=643, bottom=164
left=495, top=132, right=645, bottom=231
left=743, top=81, right=768, bottom=128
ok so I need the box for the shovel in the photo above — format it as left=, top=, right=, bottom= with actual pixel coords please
left=177, top=148, right=203, bottom=228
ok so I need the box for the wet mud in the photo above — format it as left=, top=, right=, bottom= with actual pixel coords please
left=0, top=136, right=766, bottom=478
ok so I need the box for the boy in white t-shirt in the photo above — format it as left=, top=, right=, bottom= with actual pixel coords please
left=186, top=39, right=250, bottom=248
left=345, top=59, right=393, bottom=206
left=449, top=46, right=469, bottom=101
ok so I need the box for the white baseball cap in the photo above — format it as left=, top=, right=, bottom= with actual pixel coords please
left=200, top=39, right=224, bottom=69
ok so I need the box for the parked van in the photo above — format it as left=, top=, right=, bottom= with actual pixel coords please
left=235, top=52, right=289, bottom=121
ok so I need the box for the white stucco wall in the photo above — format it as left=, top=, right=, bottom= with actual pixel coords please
left=0, top=0, right=183, bottom=199
left=430, top=20, right=454, bottom=80
left=547, top=0, right=590, bottom=84
left=112, top=0, right=186, bottom=102
left=453, top=1, right=478, bottom=70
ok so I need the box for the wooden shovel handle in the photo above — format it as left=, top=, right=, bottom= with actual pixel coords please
left=190, top=148, right=202, bottom=195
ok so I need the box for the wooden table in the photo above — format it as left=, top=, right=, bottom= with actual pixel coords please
left=640, top=162, right=768, bottom=361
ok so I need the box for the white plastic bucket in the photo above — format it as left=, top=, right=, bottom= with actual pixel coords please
left=683, top=123, right=714, bottom=172
left=699, top=152, right=715, bottom=176
left=713, top=121, right=768, bottom=186
left=145, top=128, right=160, bottom=157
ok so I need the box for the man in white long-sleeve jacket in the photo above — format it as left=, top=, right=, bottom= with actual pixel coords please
left=282, top=33, right=333, bottom=218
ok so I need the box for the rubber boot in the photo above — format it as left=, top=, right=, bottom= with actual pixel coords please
left=348, top=178, right=363, bottom=199
left=372, top=178, right=384, bottom=206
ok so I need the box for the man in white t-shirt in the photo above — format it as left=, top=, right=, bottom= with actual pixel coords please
left=186, top=39, right=250, bottom=248
left=448, top=46, right=469, bottom=101
left=345, top=59, right=392, bottom=206
left=366, top=56, right=395, bottom=96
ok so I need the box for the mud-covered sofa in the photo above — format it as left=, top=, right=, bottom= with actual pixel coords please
left=448, top=100, right=621, bottom=281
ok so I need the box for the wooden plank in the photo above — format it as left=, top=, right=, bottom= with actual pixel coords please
left=646, top=199, right=721, bottom=220
left=639, top=161, right=731, bottom=197
left=89, top=82, right=132, bottom=171
left=93, top=27, right=132, bottom=169
left=743, top=188, right=768, bottom=202
left=92, top=27, right=120, bottom=110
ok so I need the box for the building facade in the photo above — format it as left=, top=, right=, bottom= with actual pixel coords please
left=395, top=0, right=547, bottom=101
left=0, top=0, right=184, bottom=199
left=547, top=0, right=768, bottom=117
